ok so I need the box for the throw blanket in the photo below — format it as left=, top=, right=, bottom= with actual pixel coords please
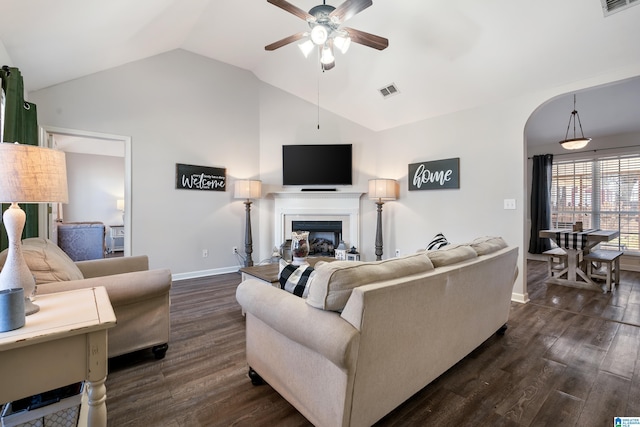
left=555, top=229, right=596, bottom=249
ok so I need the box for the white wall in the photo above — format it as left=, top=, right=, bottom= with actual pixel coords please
left=257, top=82, right=380, bottom=263
left=64, top=152, right=124, bottom=226
left=30, top=49, right=261, bottom=276
left=27, top=46, right=640, bottom=300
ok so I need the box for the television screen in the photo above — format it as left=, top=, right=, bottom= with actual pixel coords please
left=282, top=144, right=352, bottom=186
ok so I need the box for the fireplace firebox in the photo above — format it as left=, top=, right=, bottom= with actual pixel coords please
left=292, top=220, right=342, bottom=256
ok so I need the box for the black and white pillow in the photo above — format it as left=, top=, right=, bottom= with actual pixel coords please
left=427, top=233, right=449, bottom=251
left=278, top=259, right=314, bottom=298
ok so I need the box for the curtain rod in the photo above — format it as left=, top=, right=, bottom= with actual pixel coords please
left=528, top=144, right=640, bottom=159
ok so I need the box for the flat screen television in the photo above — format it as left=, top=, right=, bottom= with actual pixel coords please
left=282, top=144, right=352, bottom=186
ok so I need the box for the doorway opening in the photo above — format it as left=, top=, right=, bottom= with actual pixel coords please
left=40, top=126, right=132, bottom=256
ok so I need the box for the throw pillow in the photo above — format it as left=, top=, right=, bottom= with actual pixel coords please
left=278, top=259, right=314, bottom=298
left=0, top=237, right=84, bottom=285
left=427, top=233, right=449, bottom=251
left=306, top=252, right=434, bottom=312
left=470, top=236, right=508, bottom=256
left=426, top=244, right=477, bottom=268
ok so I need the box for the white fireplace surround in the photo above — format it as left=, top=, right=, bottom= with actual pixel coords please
left=272, top=192, right=364, bottom=251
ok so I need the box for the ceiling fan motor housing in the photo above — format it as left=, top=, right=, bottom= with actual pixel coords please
left=308, top=4, right=339, bottom=42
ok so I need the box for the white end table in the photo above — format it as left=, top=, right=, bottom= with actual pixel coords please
left=0, top=287, right=116, bottom=427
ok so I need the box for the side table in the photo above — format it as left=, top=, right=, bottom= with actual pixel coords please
left=0, top=287, right=116, bottom=427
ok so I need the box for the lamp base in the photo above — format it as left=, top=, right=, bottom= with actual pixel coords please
left=25, top=298, right=40, bottom=315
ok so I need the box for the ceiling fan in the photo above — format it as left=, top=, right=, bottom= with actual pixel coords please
left=265, top=0, right=388, bottom=71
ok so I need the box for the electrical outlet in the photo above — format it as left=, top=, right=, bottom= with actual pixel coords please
left=202, top=249, right=208, bottom=258
left=232, top=246, right=238, bottom=254
left=395, top=249, right=401, bottom=257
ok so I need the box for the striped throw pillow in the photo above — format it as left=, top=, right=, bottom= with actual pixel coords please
left=427, top=233, right=449, bottom=251
left=278, top=259, right=314, bottom=298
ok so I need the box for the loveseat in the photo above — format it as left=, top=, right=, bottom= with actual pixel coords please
left=236, top=237, right=518, bottom=427
left=0, top=238, right=172, bottom=359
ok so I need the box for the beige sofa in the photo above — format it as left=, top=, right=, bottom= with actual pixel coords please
left=236, top=237, right=518, bottom=427
left=0, top=238, right=172, bottom=359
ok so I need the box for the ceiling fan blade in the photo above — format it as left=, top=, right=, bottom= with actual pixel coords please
left=265, top=32, right=307, bottom=51
left=329, top=0, right=372, bottom=23
left=267, top=0, right=313, bottom=21
left=344, top=27, right=388, bottom=50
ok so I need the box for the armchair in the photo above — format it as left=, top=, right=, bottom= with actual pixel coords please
left=0, top=238, right=172, bottom=359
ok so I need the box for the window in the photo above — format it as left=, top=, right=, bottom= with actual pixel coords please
left=551, top=154, right=640, bottom=253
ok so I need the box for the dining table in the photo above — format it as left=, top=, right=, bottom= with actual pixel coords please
left=538, top=228, right=620, bottom=290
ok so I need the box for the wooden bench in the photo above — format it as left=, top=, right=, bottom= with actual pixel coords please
left=542, top=248, right=569, bottom=278
left=583, top=250, right=623, bottom=292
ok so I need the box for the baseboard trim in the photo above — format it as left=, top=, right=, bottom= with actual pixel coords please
left=172, top=266, right=240, bottom=282
left=511, top=292, right=530, bottom=304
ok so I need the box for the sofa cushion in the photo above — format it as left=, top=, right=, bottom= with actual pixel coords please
left=426, top=244, right=477, bottom=267
left=0, top=237, right=84, bottom=285
left=470, top=236, right=509, bottom=256
left=306, top=252, right=434, bottom=312
left=427, top=232, right=449, bottom=251
left=278, top=259, right=314, bottom=298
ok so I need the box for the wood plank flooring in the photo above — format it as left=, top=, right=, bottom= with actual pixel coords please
left=105, top=261, right=640, bottom=426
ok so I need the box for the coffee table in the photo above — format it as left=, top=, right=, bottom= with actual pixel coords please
left=240, top=257, right=335, bottom=286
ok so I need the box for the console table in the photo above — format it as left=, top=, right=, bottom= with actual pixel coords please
left=0, top=287, right=116, bottom=427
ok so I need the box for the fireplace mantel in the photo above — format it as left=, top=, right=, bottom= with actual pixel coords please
left=270, top=191, right=365, bottom=251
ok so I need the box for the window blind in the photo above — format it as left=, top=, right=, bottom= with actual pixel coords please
left=551, top=154, right=640, bottom=253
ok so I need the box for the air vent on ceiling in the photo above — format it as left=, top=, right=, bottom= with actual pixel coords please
left=379, top=83, right=400, bottom=99
left=601, top=0, right=639, bottom=16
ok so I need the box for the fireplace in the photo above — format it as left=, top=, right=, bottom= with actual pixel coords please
left=292, top=220, right=342, bottom=256
left=272, top=191, right=364, bottom=254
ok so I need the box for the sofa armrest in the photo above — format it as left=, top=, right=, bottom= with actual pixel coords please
left=37, top=269, right=172, bottom=306
left=236, top=280, right=360, bottom=369
left=75, top=255, right=149, bottom=278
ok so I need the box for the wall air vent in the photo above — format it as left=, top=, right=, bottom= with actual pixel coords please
left=379, top=83, right=400, bottom=99
left=601, top=0, right=639, bottom=16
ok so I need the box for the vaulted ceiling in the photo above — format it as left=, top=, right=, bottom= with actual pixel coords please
left=1, top=0, right=639, bottom=139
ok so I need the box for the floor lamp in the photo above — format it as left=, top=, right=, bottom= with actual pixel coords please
left=368, top=179, right=397, bottom=261
left=234, top=180, right=261, bottom=267
left=0, top=143, right=68, bottom=319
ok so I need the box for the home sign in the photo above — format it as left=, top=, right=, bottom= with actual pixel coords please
left=408, top=158, right=460, bottom=191
left=175, top=163, right=226, bottom=191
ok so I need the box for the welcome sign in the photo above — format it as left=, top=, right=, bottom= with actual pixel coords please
left=176, top=163, right=226, bottom=191
left=408, top=158, right=460, bottom=191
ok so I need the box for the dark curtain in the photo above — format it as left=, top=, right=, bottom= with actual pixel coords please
left=528, top=154, right=553, bottom=254
left=1, top=66, right=40, bottom=251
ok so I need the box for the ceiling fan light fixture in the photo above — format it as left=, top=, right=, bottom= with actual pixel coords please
left=310, top=24, right=329, bottom=45
left=320, top=45, right=335, bottom=65
left=559, top=94, right=592, bottom=150
left=334, top=34, right=351, bottom=54
left=298, top=39, right=315, bottom=57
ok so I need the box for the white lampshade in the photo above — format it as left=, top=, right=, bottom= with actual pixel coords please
left=298, top=39, right=315, bottom=58
left=321, top=46, right=335, bottom=65
left=368, top=179, right=397, bottom=201
left=334, top=34, right=351, bottom=54
left=311, top=25, right=328, bottom=45
left=0, top=143, right=69, bottom=204
left=116, top=199, right=125, bottom=211
left=559, top=137, right=591, bottom=150
left=234, top=180, right=262, bottom=200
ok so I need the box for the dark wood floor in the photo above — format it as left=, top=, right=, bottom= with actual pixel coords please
left=105, top=261, right=640, bottom=426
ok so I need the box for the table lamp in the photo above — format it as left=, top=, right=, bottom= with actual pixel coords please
left=368, top=178, right=397, bottom=261
left=234, top=180, right=261, bottom=267
left=0, top=142, right=68, bottom=316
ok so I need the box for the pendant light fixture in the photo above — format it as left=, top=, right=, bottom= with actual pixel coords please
left=559, top=94, right=592, bottom=150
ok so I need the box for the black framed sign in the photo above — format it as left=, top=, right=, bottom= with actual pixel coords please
left=408, top=157, right=460, bottom=191
left=176, top=163, right=226, bottom=191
